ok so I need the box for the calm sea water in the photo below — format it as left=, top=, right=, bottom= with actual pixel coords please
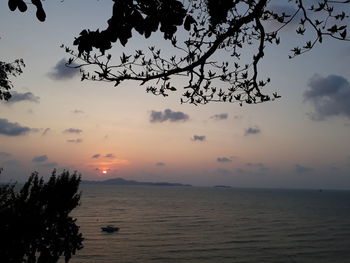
left=69, top=185, right=350, bottom=263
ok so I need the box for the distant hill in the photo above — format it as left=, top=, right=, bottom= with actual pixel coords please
left=82, top=177, right=192, bottom=187
left=214, top=185, right=232, bottom=189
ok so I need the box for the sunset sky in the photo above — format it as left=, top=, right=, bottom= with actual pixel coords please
left=1, top=0, right=350, bottom=189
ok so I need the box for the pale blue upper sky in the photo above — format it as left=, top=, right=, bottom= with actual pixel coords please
left=1, top=0, right=350, bottom=189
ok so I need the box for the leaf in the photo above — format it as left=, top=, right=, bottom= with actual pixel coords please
left=18, top=0, right=28, bottom=12
left=8, top=0, right=17, bottom=11
left=340, top=29, right=347, bottom=39
left=184, top=15, right=196, bottom=31
left=327, top=25, right=338, bottom=34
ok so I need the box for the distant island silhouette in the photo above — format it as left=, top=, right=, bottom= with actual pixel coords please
left=214, top=185, right=232, bottom=189
left=82, top=178, right=192, bottom=187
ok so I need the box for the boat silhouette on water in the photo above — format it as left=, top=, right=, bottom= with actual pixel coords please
left=101, top=225, right=119, bottom=233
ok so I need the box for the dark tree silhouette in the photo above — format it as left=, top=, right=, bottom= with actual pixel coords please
left=7, top=0, right=350, bottom=105
left=0, top=59, right=25, bottom=101
left=0, top=170, right=83, bottom=263
left=8, top=0, right=46, bottom=21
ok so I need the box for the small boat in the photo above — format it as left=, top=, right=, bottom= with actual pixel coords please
left=101, top=225, right=119, bottom=233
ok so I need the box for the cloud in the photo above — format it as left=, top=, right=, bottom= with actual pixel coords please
left=192, top=135, right=206, bottom=142
left=236, top=162, right=269, bottom=176
left=155, top=162, right=166, bottom=166
left=246, top=162, right=269, bottom=172
left=217, top=157, right=232, bottom=163
left=150, top=109, right=189, bottom=123
left=64, top=128, right=82, bottom=134
left=31, top=154, right=57, bottom=168
left=304, top=74, right=350, bottom=120
left=104, top=153, right=115, bottom=159
left=211, top=113, right=228, bottom=120
left=0, top=152, right=11, bottom=158
left=48, top=58, right=79, bottom=80
left=294, top=164, right=313, bottom=173
left=32, top=155, right=48, bottom=162
left=4, top=91, right=40, bottom=104
left=67, top=138, right=83, bottom=143
left=39, top=162, right=58, bottom=168
left=1, top=159, right=20, bottom=166
left=0, top=118, right=32, bottom=136
left=244, top=126, right=261, bottom=136
left=92, top=154, right=100, bottom=159
left=71, top=109, right=84, bottom=114
left=42, top=128, right=50, bottom=136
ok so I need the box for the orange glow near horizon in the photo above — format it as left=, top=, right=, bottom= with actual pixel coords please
left=85, top=158, right=130, bottom=177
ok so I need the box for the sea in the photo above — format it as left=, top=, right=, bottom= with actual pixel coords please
left=69, top=185, right=350, bottom=263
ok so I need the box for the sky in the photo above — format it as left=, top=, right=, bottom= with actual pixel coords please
left=1, top=0, right=350, bottom=189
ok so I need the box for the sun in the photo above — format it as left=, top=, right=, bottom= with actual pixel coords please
left=102, top=170, right=107, bottom=174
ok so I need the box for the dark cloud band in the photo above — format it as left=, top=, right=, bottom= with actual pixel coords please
left=0, top=118, right=32, bottom=136
left=48, top=59, right=79, bottom=80
left=304, top=74, right=350, bottom=120
left=192, top=135, right=206, bottom=141
left=244, top=126, right=261, bottom=136
left=32, top=155, right=48, bottom=162
left=4, top=91, right=40, bottom=104
left=150, top=109, right=189, bottom=123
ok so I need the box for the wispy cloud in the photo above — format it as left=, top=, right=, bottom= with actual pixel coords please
left=31, top=154, right=57, bottom=168
left=236, top=162, right=269, bottom=176
left=150, top=109, right=189, bottom=123
left=246, top=162, right=269, bottom=172
left=191, top=135, right=206, bottom=142
left=63, top=128, right=82, bottom=134
left=217, top=157, right=232, bottom=163
left=92, top=154, right=100, bottom=159
left=32, top=155, right=48, bottom=163
left=48, top=58, right=79, bottom=80
left=42, top=128, right=50, bottom=136
left=304, top=74, right=350, bottom=120
left=71, top=109, right=84, bottom=114
left=155, top=162, right=166, bottom=166
left=244, top=126, right=261, bottom=136
left=294, top=164, right=313, bottom=173
left=104, top=153, right=115, bottom=159
left=67, top=138, right=83, bottom=143
left=4, top=91, right=40, bottom=104
left=0, top=118, right=32, bottom=136
left=211, top=113, right=228, bottom=121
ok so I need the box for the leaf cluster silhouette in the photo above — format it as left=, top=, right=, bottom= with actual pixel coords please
left=0, top=59, right=25, bottom=101
left=0, top=170, right=83, bottom=263
left=6, top=0, right=350, bottom=105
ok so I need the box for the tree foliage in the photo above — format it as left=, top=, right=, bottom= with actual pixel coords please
left=8, top=0, right=350, bottom=105
left=8, top=0, right=46, bottom=21
left=0, top=59, right=25, bottom=101
left=0, top=170, right=83, bottom=263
